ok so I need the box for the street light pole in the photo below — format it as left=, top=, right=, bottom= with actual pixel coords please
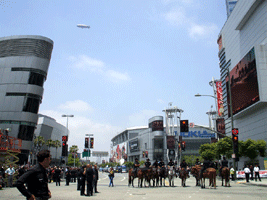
left=62, top=114, right=74, bottom=178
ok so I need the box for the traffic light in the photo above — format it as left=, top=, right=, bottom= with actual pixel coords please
left=180, top=120, right=189, bottom=132
left=85, top=138, right=89, bottom=148
left=232, top=128, right=239, bottom=156
left=181, top=141, right=186, bottom=151
left=90, top=138, right=94, bottom=149
left=62, top=141, right=68, bottom=156
left=62, top=136, right=68, bottom=142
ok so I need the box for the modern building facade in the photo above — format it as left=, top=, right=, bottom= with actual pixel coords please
left=0, top=35, right=53, bottom=163
left=111, top=116, right=215, bottom=165
left=218, top=0, right=267, bottom=168
left=34, top=114, right=68, bottom=164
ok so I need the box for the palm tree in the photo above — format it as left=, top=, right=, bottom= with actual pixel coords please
left=33, top=136, right=45, bottom=164
left=69, top=145, right=79, bottom=167
left=53, top=140, right=61, bottom=165
left=45, top=139, right=54, bottom=151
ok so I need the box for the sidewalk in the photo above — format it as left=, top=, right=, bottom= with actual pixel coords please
left=236, top=178, right=267, bottom=187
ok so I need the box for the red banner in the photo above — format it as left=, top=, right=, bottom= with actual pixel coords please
left=216, top=81, right=223, bottom=116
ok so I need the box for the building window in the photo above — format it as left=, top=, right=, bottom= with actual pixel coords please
left=28, top=72, right=45, bottom=87
left=17, top=125, right=35, bottom=141
left=23, top=97, right=40, bottom=114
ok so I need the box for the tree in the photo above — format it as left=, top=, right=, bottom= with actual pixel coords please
left=69, top=145, right=79, bottom=167
left=34, top=136, right=45, bottom=152
left=199, top=143, right=217, bottom=160
left=53, top=140, right=61, bottom=165
left=67, top=153, right=81, bottom=167
left=240, top=139, right=267, bottom=163
left=45, top=139, right=54, bottom=151
left=182, top=155, right=202, bottom=166
left=216, top=136, right=233, bottom=159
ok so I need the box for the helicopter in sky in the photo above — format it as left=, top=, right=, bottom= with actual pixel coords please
left=77, top=24, right=90, bottom=29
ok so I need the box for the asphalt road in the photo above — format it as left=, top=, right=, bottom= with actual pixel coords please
left=1, top=172, right=267, bottom=200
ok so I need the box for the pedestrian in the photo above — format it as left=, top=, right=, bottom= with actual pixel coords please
left=249, top=165, right=254, bottom=180
left=108, top=167, right=114, bottom=187
left=80, top=166, right=86, bottom=196
left=16, top=150, right=52, bottom=200
left=65, top=167, right=71, bottom=186
left=85, top=164, right=94, bottom=196
left=93, top=164, right=99, bottom=193
left=54, top=166, right=61, bottom=186
left=230, top=166, right=235, bottom=181
left=254, top=164, right=261, bottom=182
left=5, top=164, right=15, bottom=187
left=77, top=166, right=82, bottom=190
left=244, top=165, right=251, bottom=183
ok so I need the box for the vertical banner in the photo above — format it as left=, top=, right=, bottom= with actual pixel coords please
left=216, top=81, right=224, bottom=117
left=216, top=118, right=225, bottom=138
left=90, top=138, right=94, bottom=149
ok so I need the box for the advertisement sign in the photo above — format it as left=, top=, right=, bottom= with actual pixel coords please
left=216, top=81, right=224, bottom=116
left=129, top=139, right=139, bottom=152
left=179, top=131, right=215, bottom=138
left=216, top=118, right=225, bottom=137
left=149, top=120, right=163, bottom=132
left=167, top=136, right=175, bottom=149
left=236, top=170, right=267, bottom=178
left=226, top=47, right=259, bottom=116
left=111, top=143, right=127, bottom=163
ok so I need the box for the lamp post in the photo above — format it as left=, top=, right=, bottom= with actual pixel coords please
left=85, top=134, right=93, bottom=164
left=62, top=114, right=74, bottom=178
left=195, top=92, right=236, bottom=179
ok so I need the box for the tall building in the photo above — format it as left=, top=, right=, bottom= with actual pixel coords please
left=0, top=35, right=53, bottom=162
left=226, top=0, right=238, bottom=18
left=218, top=0, right=267, bottom=168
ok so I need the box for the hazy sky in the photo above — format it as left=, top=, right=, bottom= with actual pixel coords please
left=1, top=0, right=227, bottom=153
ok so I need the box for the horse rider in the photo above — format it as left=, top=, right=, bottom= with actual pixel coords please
left=219, top=157, right=228, bottom=176
left=167, top=159, right=174, bottom=169
left=152, top=159, right=158, bottom=168
left=158, top=159, right=165, bottom=168
left=133, top=158, right=140, bottom=178
left=195, top=158, right=201, bottom=165
left=180, top=159, right=189, bottom=178
left=145, top=158, right=151, bottom=169
left=200, top=157, right=210, bottom=179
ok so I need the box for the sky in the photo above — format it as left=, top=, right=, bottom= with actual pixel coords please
left=1, top=0, right=227, bottom=153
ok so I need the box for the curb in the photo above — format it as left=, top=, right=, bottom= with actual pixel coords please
left=236, top=181, right=267, bottom=187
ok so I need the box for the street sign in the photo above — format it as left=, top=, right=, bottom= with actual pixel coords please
left=82, top=150, right=90, bottom=158
left=232, top=153, right=236, bottom=159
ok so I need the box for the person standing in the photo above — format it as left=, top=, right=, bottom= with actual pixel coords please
left=244, top=165, right=251, bottom=183
left=16, top=150, right=52, bottom=200
left=85, top=164, right=94, bottom=196
left=54, top=166, right=61, bottom=186
left=108, top=167, right=114, bottom=187
left=65, top=167, right=71, bottom=186
left=93, top=165, right=99, bottom=193
left=254, top=164, right=261, bottom=182
left=5, top=164, right=15, bottom=187
left=80, top=166, right=86, bottom=196
left=249, top=165, right=254, bottom=180
left=230, top=166, right=235, bottom=181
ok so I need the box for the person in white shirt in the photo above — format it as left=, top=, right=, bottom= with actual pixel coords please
left=5, top=164, right=15, bottom=187
left=244, top=165, right=251, bottom=183
left=254, top=164, right=261, bottom=181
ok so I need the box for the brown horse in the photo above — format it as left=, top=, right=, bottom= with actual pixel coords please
left=191, top=165, right=201, bottom=186
left=128, top=168, right=136, bottom=187
left=159, top=167, right=168, bottom=186
left=179, top=167, right=187, bottom=187
left=221, top=167, right=230, bottom=187
left=151, top=167, right=159, bottom=187
left=200, top=168, right=216, bottom=189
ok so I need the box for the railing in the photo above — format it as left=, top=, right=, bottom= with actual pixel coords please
left=0, top=134, right=22, bottom=152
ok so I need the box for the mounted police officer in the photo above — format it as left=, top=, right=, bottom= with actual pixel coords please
left=200, top=157, right=210, bottom=179
left=152, top=159, right=158, bottom=168
left=195, top=158, right=201, bottom=165
left=180, top=159, right=189, bottom=178
left=167, top=159, right=174, bottom=168
left=158, top=159, right=165, bottom=168
left=145, top=158, right=151, bottom=169
left=133, top=158, right=140, bottom=178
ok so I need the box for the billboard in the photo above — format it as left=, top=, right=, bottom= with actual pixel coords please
left=111, top=143, right=127, bottom=163
left=226, top=47, right=259, bottom=116
left=216, top=118, right=225, bottom=138
left=149, top=120, right=163, bottom=132
left=129, top=139, right=139, bottom=152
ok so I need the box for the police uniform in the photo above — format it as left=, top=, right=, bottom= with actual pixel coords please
left=145, top=160, right=151, bottom=168
left=152, top=160, right=158, bottom=168
left=16, top=163, right=50, bottom=200
left=133, top=159, right=140, bottom=177
left=168, top=161, right=174, bottom=167
left=159, top=161, right=165, bottom=168
left=200, top=159, right=210, bottom=178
